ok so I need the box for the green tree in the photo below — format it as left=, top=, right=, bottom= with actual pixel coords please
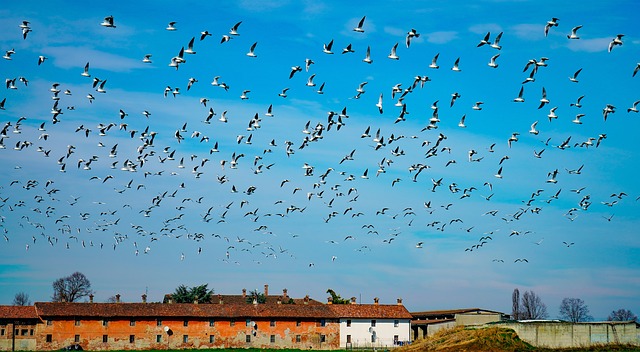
left=246, top=289, right=266, bottom=304
left=326, top=288, right=350, bottom=304
left=170, top=284, right=213, bottom=303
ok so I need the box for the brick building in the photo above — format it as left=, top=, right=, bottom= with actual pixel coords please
left=0, top=287, right=411, bottom=351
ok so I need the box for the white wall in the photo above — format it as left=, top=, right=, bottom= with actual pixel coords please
left=339, top=319, right=410, bottom=348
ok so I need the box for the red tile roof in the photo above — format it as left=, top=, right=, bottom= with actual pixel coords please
left=0, top=305, right=40, bottom=320
left=327, top=304, right=413, bottom=319
left=32, top=301, right=412, bottom=320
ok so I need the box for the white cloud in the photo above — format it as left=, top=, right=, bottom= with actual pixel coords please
left=511, top=23, right=544, bottom=41
left=468, top=23, right=503, bottom=35
left=42, top=46, right=149, bottom=72
left=567, top=38, right=611, bottom=53
left=425, top=31, right=458, bottom=44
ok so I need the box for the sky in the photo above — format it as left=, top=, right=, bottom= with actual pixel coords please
left=0, top=0, right=638, bottom=321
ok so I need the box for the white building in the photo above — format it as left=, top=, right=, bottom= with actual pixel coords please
left=328, top=298, right=412, bottom=348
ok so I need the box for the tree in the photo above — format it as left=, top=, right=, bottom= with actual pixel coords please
left=520, top=290, right=548, bottom=319
left=13, top=292, right=31, bottom=306
left=246, top=289, right=266, bottom=304
left=511, top=288, right=520, bottom=320
left=326, top=289, right=350, bottom=304
left=559, top=297, right=593, bottom=322
left=52, top=272, right=93, bottom=302
left=170, top=284, right=213, bottom=303
left=607, top=309, right=637, bottom=322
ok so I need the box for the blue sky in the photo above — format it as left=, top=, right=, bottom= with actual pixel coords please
left=0, top=0, right=638, bottom=320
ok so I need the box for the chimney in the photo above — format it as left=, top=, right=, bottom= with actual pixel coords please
left=283, top=288, right=288, bottom=299
left=89, top=294, right=94, bottom=303
left=218, top=294, right=223, bottom=305
left=277, top=296, right=282, bottom=305
left=141, top=294, right=147, bottom=303
left=61, top=297, right=66, bottom=303
left=397, top=298, right=403, bottom=306
left=303, top=295, right=309, bottom=305
left=242, top=289, right=246, bottom=298
left=115, top=294, right=120, bottom=303
left=193, top=298, right=198, bottom=304
left=327, top=297, right=333, bottom=305
left=374, top=297, right=379, bottom=305
left=264, top=284, right=269, bottom=297
left=350, top=297, right=357, bottom=305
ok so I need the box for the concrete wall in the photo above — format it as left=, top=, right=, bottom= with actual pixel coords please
left=500, top=321, right=639, bottom=348
left=455, top=313, right=502, bottom=326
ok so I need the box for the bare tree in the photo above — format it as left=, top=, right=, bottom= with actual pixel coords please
left=13, top=292, right=31, bottom=306
left=559, top=297, right=593, bottom=322
left=51, top=272, right=93, bottom=302
left=607, top=309, right=637, bottom=322
left=520, top=290, right=548, bottom=319
left=511, top=288, right=520, bottom=320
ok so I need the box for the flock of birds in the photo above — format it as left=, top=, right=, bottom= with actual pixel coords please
left=1, top=13, right=639, bottom=269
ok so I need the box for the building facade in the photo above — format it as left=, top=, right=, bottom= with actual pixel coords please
left=0, top=287, right=411, bottom=351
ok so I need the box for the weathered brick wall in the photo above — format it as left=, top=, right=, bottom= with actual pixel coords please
left=32, top=317, right=339, bottom=350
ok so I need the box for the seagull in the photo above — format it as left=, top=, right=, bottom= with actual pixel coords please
left=451, top=57, right=461, bottom=71
left=569, top=68, right=582, bottom=82
left=627, top=100, right=639, bottom=113
left=229, top=21, right=242, bottom=35
left=406, top=28, right=420, bottom=48
left=608, top=34, right=624, bottom=52
left=388, top=42, right=399, bottom=60
left=100, top=15, right=116, bottom=28
left=376, top=93, right=383, bottom=114
left=38, top=56, right=47, bottom=65
left=200, top=30, right=212, bottom=40
left=514, top=258, right=529, bottom=263
left=544, top=17, right=559, bottom=37
left=353, top=16, right=366, bottom=32
left=429, top=53, right=440, bottom=69
left=184, top=37, right=196, bottom=54
left=490, top=32, right=503, bottom=50
left=415, top=242, right=423, bottom=249
left=567, top=25, right=582, bottom=39
left=81, top=62, right=90, bottom=77
left=246, top=42, right=258, bottom=57
left=166, top=21, right=177, bottom=31
left=342, top=43, right=354, bottom=54
left=488, top=54, right=500, bottom=68
left=363, top=46, right=373, bottom=64
left=529, top=121, right=539, bottom=135
left=477, top=32, right=491, bottom=47
left=570, top=95, right=585, bottom=108
left=538, top=87, right=549, bottom=109
left=323, top=39, right=334, bottom=54
left=572, top=114, right=585, bottom=124
left=142, top=54, right=152, bottom=63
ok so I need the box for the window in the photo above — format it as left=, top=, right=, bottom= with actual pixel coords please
left=371, top=334, right=376, bottom=343
left=21, top=329, right=28, bottom=336
left=103, top=335, right=108, bottom=343
left=296, top=320, right=301, bottom=327
left=183, top=335, right=188, bottom=343
left=74, top=335, right=80, bottom=343
left=209, top=335, right=215, bottom=343
left=245, top=319, right=251, bottom=327
left=74, top=319, right=80, bottom=326
left=394, top=319, right=399, bottom=327
left=346, top=319, right=351, bottom=327
left=209, top=319, right=215, bottom=327
left=46, top=320, right=52, bottom=326
left=320, top=334, right=326, bottom=343
left=230, top=319, right=235, bottom=326
left=295, top=335, right=301, bottom=343
left=245, top=334, right=251, bottom=343
left=157, top=320, right=162, bottom=326
left=393, top=335, right=399, bottom=345
left=270, top=335, right=275, bottom=343
left=183, top=320, right=189, bottom=327
left=371, top=319, right=376, bottom=327
left=130, top=320, right=136, bottom=326
left=346, top=335, right=351, bottom=343
left=320, top=319, right=326, bottom=327
left=129, top=335, right=135, bottom=343
left=270, top=319, right=276, bottom=327
left=46, top=334, right=52, bottom=343
left=156, top=335, right=162, bottom=343
left=0, top=328, right=4, bottom=336
left=30, top=329, right=34, bottom=336
left=102, top=319, right=108, bottom=326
